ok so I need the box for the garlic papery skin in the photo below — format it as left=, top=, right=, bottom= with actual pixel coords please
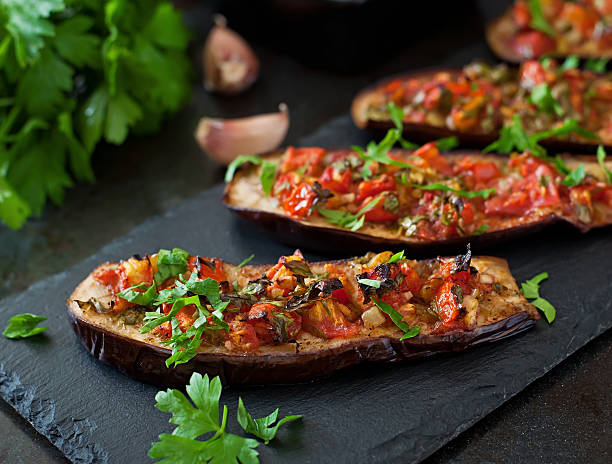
left=194, top=104, right=290, bottom=165
left=203, top=14, right=259, bottom=95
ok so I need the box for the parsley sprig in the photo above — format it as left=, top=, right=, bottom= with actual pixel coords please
left=597, top=146, right=612, bottom=184
left=409, top=183, right=496, bottom=199
left=528, top=0, right=553, bottom=36
left=319, top=195, right=381, bottom=231
left=149, top=373, right=301, bottom=464
left=520, top=272, right=556, bottom=323
left=225, top=155, right=277, bottom=196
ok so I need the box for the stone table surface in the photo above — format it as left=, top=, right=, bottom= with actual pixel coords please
left=0, top=0, right=610, bottom=463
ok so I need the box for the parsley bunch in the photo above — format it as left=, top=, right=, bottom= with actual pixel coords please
left=0, top=1, right=192, bottom=230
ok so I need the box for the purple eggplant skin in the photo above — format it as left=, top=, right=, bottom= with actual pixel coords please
left=351, top=69, right=611, bottom=154
left=67, top=290, right=535, bottom=387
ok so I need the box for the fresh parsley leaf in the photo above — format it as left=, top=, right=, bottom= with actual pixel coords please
left=357, top=278, right=382, bottom=289
left=224, top=155, right=277, bottom=196
left=371, top=298, right=420, bottom=340
left=117, top=281, right=158, bottom=306
left=184, top=276, right=230, bottom=315
left=411, top=183, right=496, bottom=199
left=520, top=272, right=556, bottom=323
left=0, top=176, right=31, bottom=229
left=149, top=373, right=261, bottom=464
left=388, top=101, right=419, bottom=149
left=472, top=224, right=490, bottom=235
left=528, top=0, right=553, bottom=36
left=104, top=93, right=143, bottom=145
left=237, top=254, right=255, bottom=268
left=53, top=15, right=101, bottom=68
left=237, top=397, right=302, bottom=445
left=387, top=250, right=405, bottom=264
left=559, top=55, right=579, bottom=72
left=319, top=195, right=381, bottom=231
left=154, top=248, right=189, bottom=285
left=530, top=83, right=564, bottom=116
left=3, top=313, right=48, bottom=339
left=435, top=136, right=459, bottom=151
left=561, top=163, right=585, bottom=187
left=585, top=58, right=609, bottom=74
left=597, top=145, right=612, bottom=184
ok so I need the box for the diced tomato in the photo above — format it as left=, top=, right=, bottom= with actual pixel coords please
left=513, top=1, right=531, bottom=28
left=360, top=193, right=401, bottom=222
left=273, top=172, right=301, bottom=202
left=281, top=147, right=325, bottom=176
left=302, top=300, right=360, bottom=339
left=513, top=31, right=556, bottom=59
left=435, top=281, right=462, bottom=325
left=228, top=320, right=260, bottom=351
left=188, top=256, right=227, bottom=281
left=281, top=182, right=316, bottom=218
left=399, top=263, right=423, bottom=295
left=423, top=86, right=444, bottom=109
left=331, top=288, right=351, bottom=305
left=319, top=166, right=352, bottom=193
left=412, top=142, right=452, bottom=175
left=93, top=268, right=121, bottom=293
left=356, top=174, right=396, bottom=202
left=456, top=158, right=501, bottom=185
left=176, top=304, right=198, bottom=332
left=461, top=202, right=475, bottom=225
left=560, top=3, right=597, bottom=38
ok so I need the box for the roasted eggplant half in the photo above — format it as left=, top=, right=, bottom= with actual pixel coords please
left=67, top=248, right=539, bottom=386
left=486, top=2, right=612, bottom=63
left=351, top=61, right=612, bottom=152
left=224, top=146, right=612, bottom=254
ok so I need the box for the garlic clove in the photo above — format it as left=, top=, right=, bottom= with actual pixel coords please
left=194, top=103, right=290, bottom=165
left=203, top=14, right=259, bottom=95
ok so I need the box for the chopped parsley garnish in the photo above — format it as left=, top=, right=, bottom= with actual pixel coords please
left=154, top=248, right=189, bottom=285
left=237, top=254, right=255, bottom=268
left=411, top=183, right=496, bottom=199
left=319, top=195, right=381, bottom=231
left=357, top=278, right=382, bottom=289
left=585, top=58, right=609, bottom=74
left=225, top=155, right=277, bottom=196
left=149, top=373, right=301, bottom=463
left=387, top=250, right=405, bottom=263
left=597, top=146, right=612, bottom=184
left=435, top=136, right=460, bottom=152
left=3, top=313, right=49, bottom=339
left=561, top=163, right=586, bottom=187
left=371, top=298, right=420, bottom=340
left=520, top=272, right=556, bottom=323
left=559, top=55, right=579, bottom=71
left=472, top=224, right=490, bottom=236
left=117, top=282, right=159, bottom=306
left=528, top=0, right=553, bottom=36
left=530, top=83, right=563, bottom=116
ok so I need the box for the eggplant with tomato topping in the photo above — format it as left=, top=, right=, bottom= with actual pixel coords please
left=486, top=0, right=612, bottom=63
left=223, top=145, right=612, bottom=253
left=352, top=61, right=612, bottom=152
left=67, top=248, right=538, bottom=386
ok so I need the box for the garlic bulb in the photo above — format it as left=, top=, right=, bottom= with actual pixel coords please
left=194, top=103, right=290, bottom=165
left=203, top=14, right=259, bottom=95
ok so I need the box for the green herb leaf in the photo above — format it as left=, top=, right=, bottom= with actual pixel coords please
left=585, top=58, right=609, bottom=74
left=559, top=55, right=579, bottom=72
left=520, top=272, right=556, bottom=323
left=319, top=195, right=381, bottom=231
left=387, top=250, right=405, bottom=263
left=357, top=278, right=382, bottom=289
left=530, top=83, right=564, bottom=116
left=260, top=161, right=277, bottom=196
left=0, top=176, right=31, bottom=230
left=117, top=281, right=158, bottom=306
left=149, top=373, right=261, bottom=464
left=3, top=313, right=48, bottom=339
left=596, top=145, right=612, bottom=184
left=472, top=224, right=490, bottom=235
left=154, top=248, right=189, bottom=285
left=224, top=155, right=277, bottom=196
left=561, top=163, right=585, bottom=187
left=411, top=183, right=496, bottom=199
left=237, top=397, right=302, bottom=445
left=371, top=298, right=420, bottom=340
left=435, top=136, right=459, bottom=151
left=528, top=0, right=553, bottom=36
left=237, top=254, right=255, bottom=268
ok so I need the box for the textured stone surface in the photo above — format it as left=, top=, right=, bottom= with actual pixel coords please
left=1, top=0, right=611, bottom=462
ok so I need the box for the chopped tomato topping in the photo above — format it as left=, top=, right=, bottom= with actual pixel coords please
left=360, top=192, right=400, bottom=222
left=319, top=166, right=352, bottom=193
left=302, top=300, right=360, bottom=339
left=281, top=182, right=316, bottom=218
left=356, top=174, right=396, bottom=202
left=281, top=147, right=325, bottom=176
left=435, top=281, right=462, bottom=325
left=513, top=32, right=556, bottom=59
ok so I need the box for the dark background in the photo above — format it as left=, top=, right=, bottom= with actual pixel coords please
left=0, top=0, right=610, bottom=462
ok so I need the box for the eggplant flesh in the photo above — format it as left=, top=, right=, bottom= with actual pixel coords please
left=223, top=151, right=612, bottom=255
left=67, top=256, right=538, bottom=386
left=351, top=68, right=611, bottom=153
left=485, top=8, right=612, bottom=64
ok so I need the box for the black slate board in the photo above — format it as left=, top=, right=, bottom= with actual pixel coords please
left=1, top=115, right=611, bottom=464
